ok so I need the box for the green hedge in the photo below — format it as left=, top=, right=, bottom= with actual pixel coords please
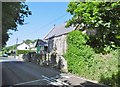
left=17, top=50, right=31, bottom=54
left=64, top=30, right=119, bottom=87
left=100, top=71, right=120, bottom=87
left=64, top=30, right=95, bottom=75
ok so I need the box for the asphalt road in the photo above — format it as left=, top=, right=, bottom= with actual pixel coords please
left=2, top=60, right=61, bottom=86
left=1, top=57, right=107, bottom=87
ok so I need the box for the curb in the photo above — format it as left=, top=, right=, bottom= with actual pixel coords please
left=61, top=73, right=108, bottom=87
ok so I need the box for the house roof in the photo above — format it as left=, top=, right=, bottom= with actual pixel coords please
left=35, top=39, right=48, bottom=47
left=44, top=23, right=75, bottom=40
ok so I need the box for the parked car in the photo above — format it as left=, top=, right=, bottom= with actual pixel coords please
left=2, top=54, right=8, bottom=57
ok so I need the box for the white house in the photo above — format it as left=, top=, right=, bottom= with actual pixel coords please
left=29, top=42, right=36, bottom=51
left=17, top=43, right=30, bottom=50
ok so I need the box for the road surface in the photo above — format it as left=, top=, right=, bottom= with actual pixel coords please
left=1, top=56, right=107, bottom=87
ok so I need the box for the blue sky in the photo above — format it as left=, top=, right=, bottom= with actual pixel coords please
left=7, top=2, right=71, bottom=46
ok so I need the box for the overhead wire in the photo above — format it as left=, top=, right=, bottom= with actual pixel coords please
left=22, top=13, right=68, bottom=39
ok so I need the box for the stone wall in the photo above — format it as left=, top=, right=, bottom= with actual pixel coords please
left=22, top=34, right=68, bottom=72
left=48, top=34, right=67, bottom=55
left=22, top=53, right=68, bottom=73
left=46, top=34, right=68, bottom=72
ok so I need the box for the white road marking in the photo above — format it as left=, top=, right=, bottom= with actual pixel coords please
left=61, top=75, right=70, bottom=79
left=51, top=77, right=69, bottom=85
left=42, top=75, right=69, bottom=85
left=41, top=75, right=63, bottom=85
left=15, top=79, right=43, bottom=85
left=15, top=75, right=69, bottom=86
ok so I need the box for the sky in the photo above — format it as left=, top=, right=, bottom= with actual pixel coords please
left=6, top=2, right=72, bottom=46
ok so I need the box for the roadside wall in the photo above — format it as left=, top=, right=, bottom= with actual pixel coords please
left=48, top=34, right=67, bottom=55
left=22, top=53, right=68, bottom=73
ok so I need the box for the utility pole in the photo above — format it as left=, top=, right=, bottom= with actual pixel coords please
left=15, top=38, right=18, bottom=58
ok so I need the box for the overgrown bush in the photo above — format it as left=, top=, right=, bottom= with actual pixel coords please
left=17, top=50, right=31, bottom=54
left=64, top=30, right=119, bottom=87
left=64, top=30, right=95, bottom=76
left=98, top=49, right=119, bottom=87
left=100, top=71, right=120, bottom=87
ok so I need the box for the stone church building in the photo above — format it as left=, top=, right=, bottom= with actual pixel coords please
left=44, top=23, right=75, bottom=55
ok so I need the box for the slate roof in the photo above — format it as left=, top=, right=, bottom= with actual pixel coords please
left=35, top=39, right=48, bottom=47
left=44, top=23, right=75, bottom=40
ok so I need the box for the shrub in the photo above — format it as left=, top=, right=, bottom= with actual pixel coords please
left=17, top=50, right=31, bottom=54
left=64, top=30, right=119, bottom=87
left=64, top=30, right=95, bottom=77
left=100, top=71, right=120, bottom=87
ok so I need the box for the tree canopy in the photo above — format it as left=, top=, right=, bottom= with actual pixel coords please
left=66, top=1, right=120, bottom=53
left=2, top=2, right=31, bottom=47
left=23, top=39, right=35, bottom=47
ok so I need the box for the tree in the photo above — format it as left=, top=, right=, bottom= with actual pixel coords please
left=66, top=1, right=120, bottom=53
left=2, top=2, right=32, bottom=47
left=24, top=39, right=33, bottom=44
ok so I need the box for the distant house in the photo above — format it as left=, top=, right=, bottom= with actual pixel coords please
left=17, top=41, right=37, bottom=51
left=35, top=39, right=48, bottom=54
left=17, top=43, right=30, bottom=50
left=29, top=42, right=36, bottom=51
left=44, top=23, right=75, bottom=55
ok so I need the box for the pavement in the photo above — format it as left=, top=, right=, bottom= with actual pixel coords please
left=0, top=56, right=23, bottom=62
left=54, top=73, right=107, bottom=87
left=0, top=56, right=107, bottom=87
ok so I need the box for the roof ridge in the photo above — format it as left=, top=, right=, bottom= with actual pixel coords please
left=44, top=23, right=74, bottom=40
left=44, top=25, right=56, bottom=40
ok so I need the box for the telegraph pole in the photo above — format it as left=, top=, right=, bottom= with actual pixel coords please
left=15, top=38, right=18, bottom=58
